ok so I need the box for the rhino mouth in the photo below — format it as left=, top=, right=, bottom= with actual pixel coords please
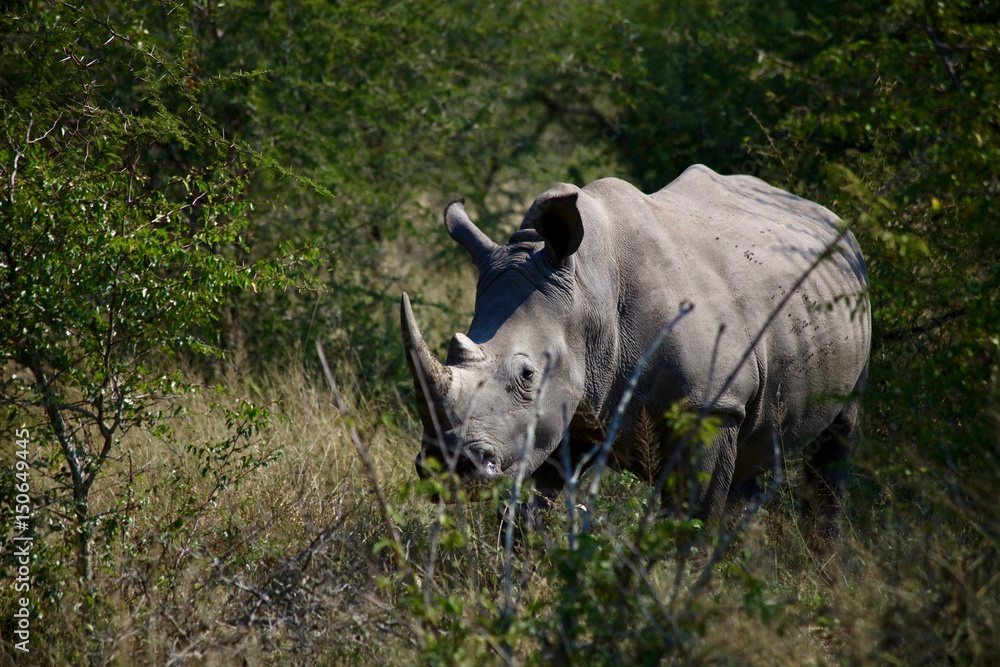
left=416, top=436, right=504, bottom=485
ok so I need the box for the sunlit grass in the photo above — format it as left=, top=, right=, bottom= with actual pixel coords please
left=4, top=358, right=995, bottom=666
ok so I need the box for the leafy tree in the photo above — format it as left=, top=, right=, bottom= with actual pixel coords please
left=766, top=0, right=999, bottom=470
left=0, top=0, right=311, bottom=583
left=526, top=0, right=998, bottom=488
left=170, top=1, right=641, bottom=382
left=1, top=0, right=996, bottom=662
left=543, top=3, right=1000, bottom=662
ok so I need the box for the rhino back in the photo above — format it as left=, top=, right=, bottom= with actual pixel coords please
left=575, top=166, right=870, bottom=469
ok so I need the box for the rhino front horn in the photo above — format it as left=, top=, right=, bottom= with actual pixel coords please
left=400, top=293, right=453, bottom=429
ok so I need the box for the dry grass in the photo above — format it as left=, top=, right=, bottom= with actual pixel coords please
left=2, top=359, right=997, bottom=666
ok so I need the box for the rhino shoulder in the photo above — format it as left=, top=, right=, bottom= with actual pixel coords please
left=581, top=176, right=645, bottom=194
left=659, top=164, right=841, bottom=230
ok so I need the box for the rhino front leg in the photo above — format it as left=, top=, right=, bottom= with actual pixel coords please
left=496, top=459, right=566, bottom=544
left=695, top=421, right=740, bottom=527
left=653, top=419, right=739, bottom=571
left=659, top=418, right=739, bottom=528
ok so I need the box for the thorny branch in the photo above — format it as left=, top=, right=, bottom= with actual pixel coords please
left=3, top=113, right=62, bottom=204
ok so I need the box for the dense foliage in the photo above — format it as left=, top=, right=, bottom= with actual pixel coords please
left=0, top=0, right=313, bottom=589
left=1, top=0, right=996, bottom=664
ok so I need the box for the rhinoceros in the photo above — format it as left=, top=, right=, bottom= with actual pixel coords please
left=401, top=164, right=870, bottom=539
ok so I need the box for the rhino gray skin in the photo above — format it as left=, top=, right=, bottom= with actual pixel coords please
left=401, top=164, right=870, bottom=537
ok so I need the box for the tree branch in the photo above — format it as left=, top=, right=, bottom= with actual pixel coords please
left=877, top=306, right=967, bottom=346
left=920, top=16, right=962, bottom=92
left=23, top=358, right=86, bottom=496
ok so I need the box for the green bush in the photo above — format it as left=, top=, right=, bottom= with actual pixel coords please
left=0, top=0, right=996, bottom=664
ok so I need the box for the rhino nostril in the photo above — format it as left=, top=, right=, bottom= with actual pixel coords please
left=473, top=446, right=501, bottom=478
left=417, top=438, right=502, bottom=481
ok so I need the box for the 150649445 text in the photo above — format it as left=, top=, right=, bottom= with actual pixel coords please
left=12, top=428, right=32, bottom=653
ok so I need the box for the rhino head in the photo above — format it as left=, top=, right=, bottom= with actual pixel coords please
left=402, top=187, right=590, bottom=486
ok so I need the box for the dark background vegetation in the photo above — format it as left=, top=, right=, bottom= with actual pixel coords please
left=1, top=1, right=997, bottom=665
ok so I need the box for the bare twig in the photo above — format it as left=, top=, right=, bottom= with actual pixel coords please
left=704, top=229, right=849, bottom=414
left=558, top=406, right=578, bottom=551
left=748, top=108, right=794, bottom=187
left=502, top=350, right=555, bottom=616
left=578, top=302, right=695, bottom=535
left=315, top=340, right=409, bottom=576
left=921, top=17, right=962, bottom=92
left=3, top=113, right=62, bottom=204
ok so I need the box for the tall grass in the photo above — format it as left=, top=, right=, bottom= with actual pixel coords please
left=2, top=357, right=996, bottom=665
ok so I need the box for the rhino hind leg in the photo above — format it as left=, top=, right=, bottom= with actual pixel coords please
left=801, top=399, right=860, bottom=544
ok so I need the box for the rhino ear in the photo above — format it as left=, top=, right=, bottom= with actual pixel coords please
left=530, top=185, right=584, bottom=267
left=445, top=199, right=496, bottom=267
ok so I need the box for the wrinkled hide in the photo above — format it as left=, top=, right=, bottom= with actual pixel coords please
left=402, top=165, right=870, bottom=536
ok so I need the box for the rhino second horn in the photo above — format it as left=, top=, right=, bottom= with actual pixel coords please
left=400, top=293, right=453, bottom=427
left=445, top=199, right=497, bottom=267
left=447, top=333, right=487, bottom=364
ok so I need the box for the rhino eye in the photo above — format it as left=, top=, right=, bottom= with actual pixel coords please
left=508, top=358, right=537, bottom=395
left=518, top=360, right=538, bottom=386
